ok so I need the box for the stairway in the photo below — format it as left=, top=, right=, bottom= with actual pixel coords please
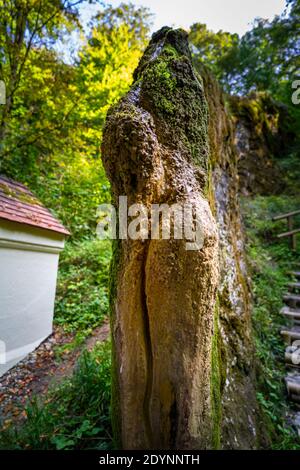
left=272, top=210, right=300, bottom=434
left=281, top=270, right=300, bottom=406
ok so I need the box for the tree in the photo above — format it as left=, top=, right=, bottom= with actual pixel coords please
left=190, top=0, right=300, bottom=97
left=0, top=1, right=152, bottom=239
left=0, top=0, right=84, bottom=148
left=189, top=23, right=240, bottom=90
left=75, top=2, right=151, bottom=159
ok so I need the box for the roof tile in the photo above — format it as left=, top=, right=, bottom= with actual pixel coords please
left=0, top=176, right=70, bottom=236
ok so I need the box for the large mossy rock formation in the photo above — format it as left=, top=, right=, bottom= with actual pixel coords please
left=102, top=27, right=219, bottom=450
left=199, top=66, right=268, bottom=449
left=229, top=93, right=294, bottom=195
left=102, top=27, right=264, bottom=450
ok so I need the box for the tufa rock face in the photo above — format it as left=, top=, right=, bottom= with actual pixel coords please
left=229, top=93, right=294, bottom=196
left=102, top=27, right=267, bottom=450
left=102, top=27, right=219, bottom=449
left=198, top=65, right=267, bottom=449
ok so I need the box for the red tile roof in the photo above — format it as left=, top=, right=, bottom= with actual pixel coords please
left=0, top=175, right=70, bottom=236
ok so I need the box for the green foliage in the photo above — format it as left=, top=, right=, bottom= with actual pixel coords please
left=0, top=0, right=82, bottom=166
left=190, top=2, right=300, bottom=199
left=0, top=1, right=152, bottom=341
left=0, top=341, right=112, bottom=450
left=190, top=1, right=300, bottom=102
left=210, top=300, right=222, bottom=450
left=32, top=158, right=110, bottom=240
left=75, top=3, right=150, bottom=160
left=242, top=195, right=300, bottom=243
left=189, top=23, right=239, bottom=89
left=242, top=195, right=300, bottom=449
left=54, top=239, right=111, bottom=337
left=0, top=2, right=151, bottom=240
left=278, top=152, right=300, bottom=195
left=233, top=0, right=299, bottom=97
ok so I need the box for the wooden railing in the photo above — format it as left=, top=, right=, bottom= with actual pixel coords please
left=273, top=209, right=300, bottom=250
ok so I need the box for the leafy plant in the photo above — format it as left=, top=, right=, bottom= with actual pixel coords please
left=0, top=341, right=113, bottom=450
left=242, top=195, right=300, bottom=449
left=54, top=238, right=111, bottom=339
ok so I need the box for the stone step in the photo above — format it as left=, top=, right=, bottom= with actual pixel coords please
left=288, top=282, right=300, bottom=291
left=285, top=345, right=300, bottom=368
left=289, top=271, right=300, bottom=279
left=290, top=394, right=300, bottom=404
left=286, top=374, right=300, bottom=401
left=291, top=412, right=300, bottom=436
left=281, top=326, right=300, bottom=344
left=281, top=306, right=300, bottom=321
left=283, top=294, right=300, bottom=306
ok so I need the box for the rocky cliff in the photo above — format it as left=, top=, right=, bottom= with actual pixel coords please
left=199, top=66, right=267, bottom=449
left=102, top=27, right=267, bottom=449
left=229, top=93, right=294, bottom=196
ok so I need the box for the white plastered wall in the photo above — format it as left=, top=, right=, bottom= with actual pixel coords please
left=0, top=220, right=65, bottom=376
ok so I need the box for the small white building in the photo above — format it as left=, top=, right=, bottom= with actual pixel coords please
left=0, top=175, right=69, bottom=377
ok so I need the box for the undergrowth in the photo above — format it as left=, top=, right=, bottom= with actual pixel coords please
left=0, top=341, right=113, bottom=450
left=54, top=238, right=111, bottom=349
left=242, top=195, right=300, bottom=449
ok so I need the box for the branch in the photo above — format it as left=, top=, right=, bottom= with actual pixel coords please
left=0, top=98, right=80, bottom=160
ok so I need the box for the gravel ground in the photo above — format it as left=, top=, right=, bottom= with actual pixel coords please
left=0, top=322, right=110, bottom=428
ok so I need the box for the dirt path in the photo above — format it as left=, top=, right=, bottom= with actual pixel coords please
left=0, top=321, right=110, bottom=427
left=47, top=322, right=110, bottom=387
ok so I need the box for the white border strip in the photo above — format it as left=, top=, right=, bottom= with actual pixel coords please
left=0, top=238, right=63, bottom=254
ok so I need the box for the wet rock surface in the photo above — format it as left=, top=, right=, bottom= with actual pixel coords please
left=200, top=65, right=265, bottom=449
left=102, top=27, right=219, bottom=450
left=102, top=28, right=264, bottom=449
left=229, top=93, right=294, bottom=196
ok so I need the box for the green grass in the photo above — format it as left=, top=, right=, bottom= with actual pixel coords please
left=54, top=238, right=111, bottom=347
left=241, top=195, right=300, bottom=449
left=0, top=341, right=113, bottom=450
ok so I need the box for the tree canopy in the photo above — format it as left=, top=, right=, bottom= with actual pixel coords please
left=190, top=0, right=300, bottom=99
left=0, top=1, right=152, bottom=238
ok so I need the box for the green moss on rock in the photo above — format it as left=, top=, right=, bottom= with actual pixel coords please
left=210, top=299, right=222, bottom=449
left=134, top=27, right=209, bottom=176
left=109, top=237, right=122, bottom=449
left=103, top=26, right=221, bottom=450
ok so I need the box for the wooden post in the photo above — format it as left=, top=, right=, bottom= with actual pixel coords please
left=287, top=216, right=297, bottom=250
left=273, top=210, right=300, bottom=251
left=292, top=234, right=297, bottom=251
